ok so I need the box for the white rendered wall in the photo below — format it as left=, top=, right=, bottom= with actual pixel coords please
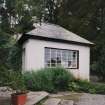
left=22, top=39, right=90, bottom=80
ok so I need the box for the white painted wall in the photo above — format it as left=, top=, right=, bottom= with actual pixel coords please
left=22, top=39, right=90, bottom=80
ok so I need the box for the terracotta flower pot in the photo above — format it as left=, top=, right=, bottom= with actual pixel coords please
left=11, top=93, right=27, bottom=105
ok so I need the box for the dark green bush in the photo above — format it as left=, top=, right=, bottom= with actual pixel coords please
left=23, top=67, right=74, bottom=92
left=7, top=71, right=26, bottom=91
left=24, top=68, right=54, bottom=92
left=0, top=66, right=9, bottom=86
left=0, top=67, right=26, bottom=91
left=69, top=82, right=80, bottom=91
left=75, top=80, right=95, bottom=93
left=93, top=83, right=105, bottom=94
left=69, top=79, right=105, bottom=94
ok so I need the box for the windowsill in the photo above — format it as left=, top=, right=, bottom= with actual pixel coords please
left=45, top=66, right=79, bottom=69
left=66, top=67, right=79, bottom=69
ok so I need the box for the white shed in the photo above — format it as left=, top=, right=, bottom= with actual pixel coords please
left=19, top=23, right=94, bottom=80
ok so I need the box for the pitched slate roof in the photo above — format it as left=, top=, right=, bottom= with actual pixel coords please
left=19, top=23, right=94, bottom=46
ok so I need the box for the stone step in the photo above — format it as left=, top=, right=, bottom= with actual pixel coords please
left=43, top=98, right=61, bottom=105
left=60, top=100, right=74, bottom=105
left=25, top=91, right=49, bottom=105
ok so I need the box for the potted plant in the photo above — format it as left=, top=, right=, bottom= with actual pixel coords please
left=9, top=71, right=28, bottom=105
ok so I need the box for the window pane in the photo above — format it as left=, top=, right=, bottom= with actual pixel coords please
left=62, top=50, right=68, bottom=61
left=68, top=51, right=72, bottom=60
left=45, top=63, right=50, bottom=67
left=51, top=49, right=57, bottom=67
left=72, top=61, right=77, bottom=68
left=57, top=50, right=61, bottom=66
left=62, top=50, right=68, bottom=68
left=68, top=51, right=72, bottom=68
left=73, top=51, right=77, bottom=60
left=68, top=61, right=71, bottom=67
left=45, top=48, right=51, bottom=67
left=71, top=51, right=77, bottom=68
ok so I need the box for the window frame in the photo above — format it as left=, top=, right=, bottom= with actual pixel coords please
left=44, top=47, right=79, bottom=69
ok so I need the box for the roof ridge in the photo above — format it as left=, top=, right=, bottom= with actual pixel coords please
left=25, top=22, right=94, bottom=45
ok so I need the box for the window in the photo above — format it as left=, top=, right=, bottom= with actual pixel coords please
left=45, top=47, right=79, bottom=69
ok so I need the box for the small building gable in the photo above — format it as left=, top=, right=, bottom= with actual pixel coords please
left=19, top=23, right=94, bottom=46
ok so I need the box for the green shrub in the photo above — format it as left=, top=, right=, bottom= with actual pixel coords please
left=93, top=83, right=105, bottom=94
left=69, top=79, right=105, bottom=94
left=7, top=71, right=26, bottom=91
left=52, top=68, right=73, bottom=90
left=23, top=69, right=54, bottom=92
left=24, top=67, right=105, bottom=94
left=23, top=67, right=74, bottom=92
left=75, top=80, right=94, bottom=92
left=69, top=82, right=79, bottom=91
left=0, top=66, right=9, bottom=86
left=0, top=67, right=26, bottom=91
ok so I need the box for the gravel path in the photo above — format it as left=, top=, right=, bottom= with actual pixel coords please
left=50, top=92, right=105, bottom=105
left=75, top=93, right=105, bottom=105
